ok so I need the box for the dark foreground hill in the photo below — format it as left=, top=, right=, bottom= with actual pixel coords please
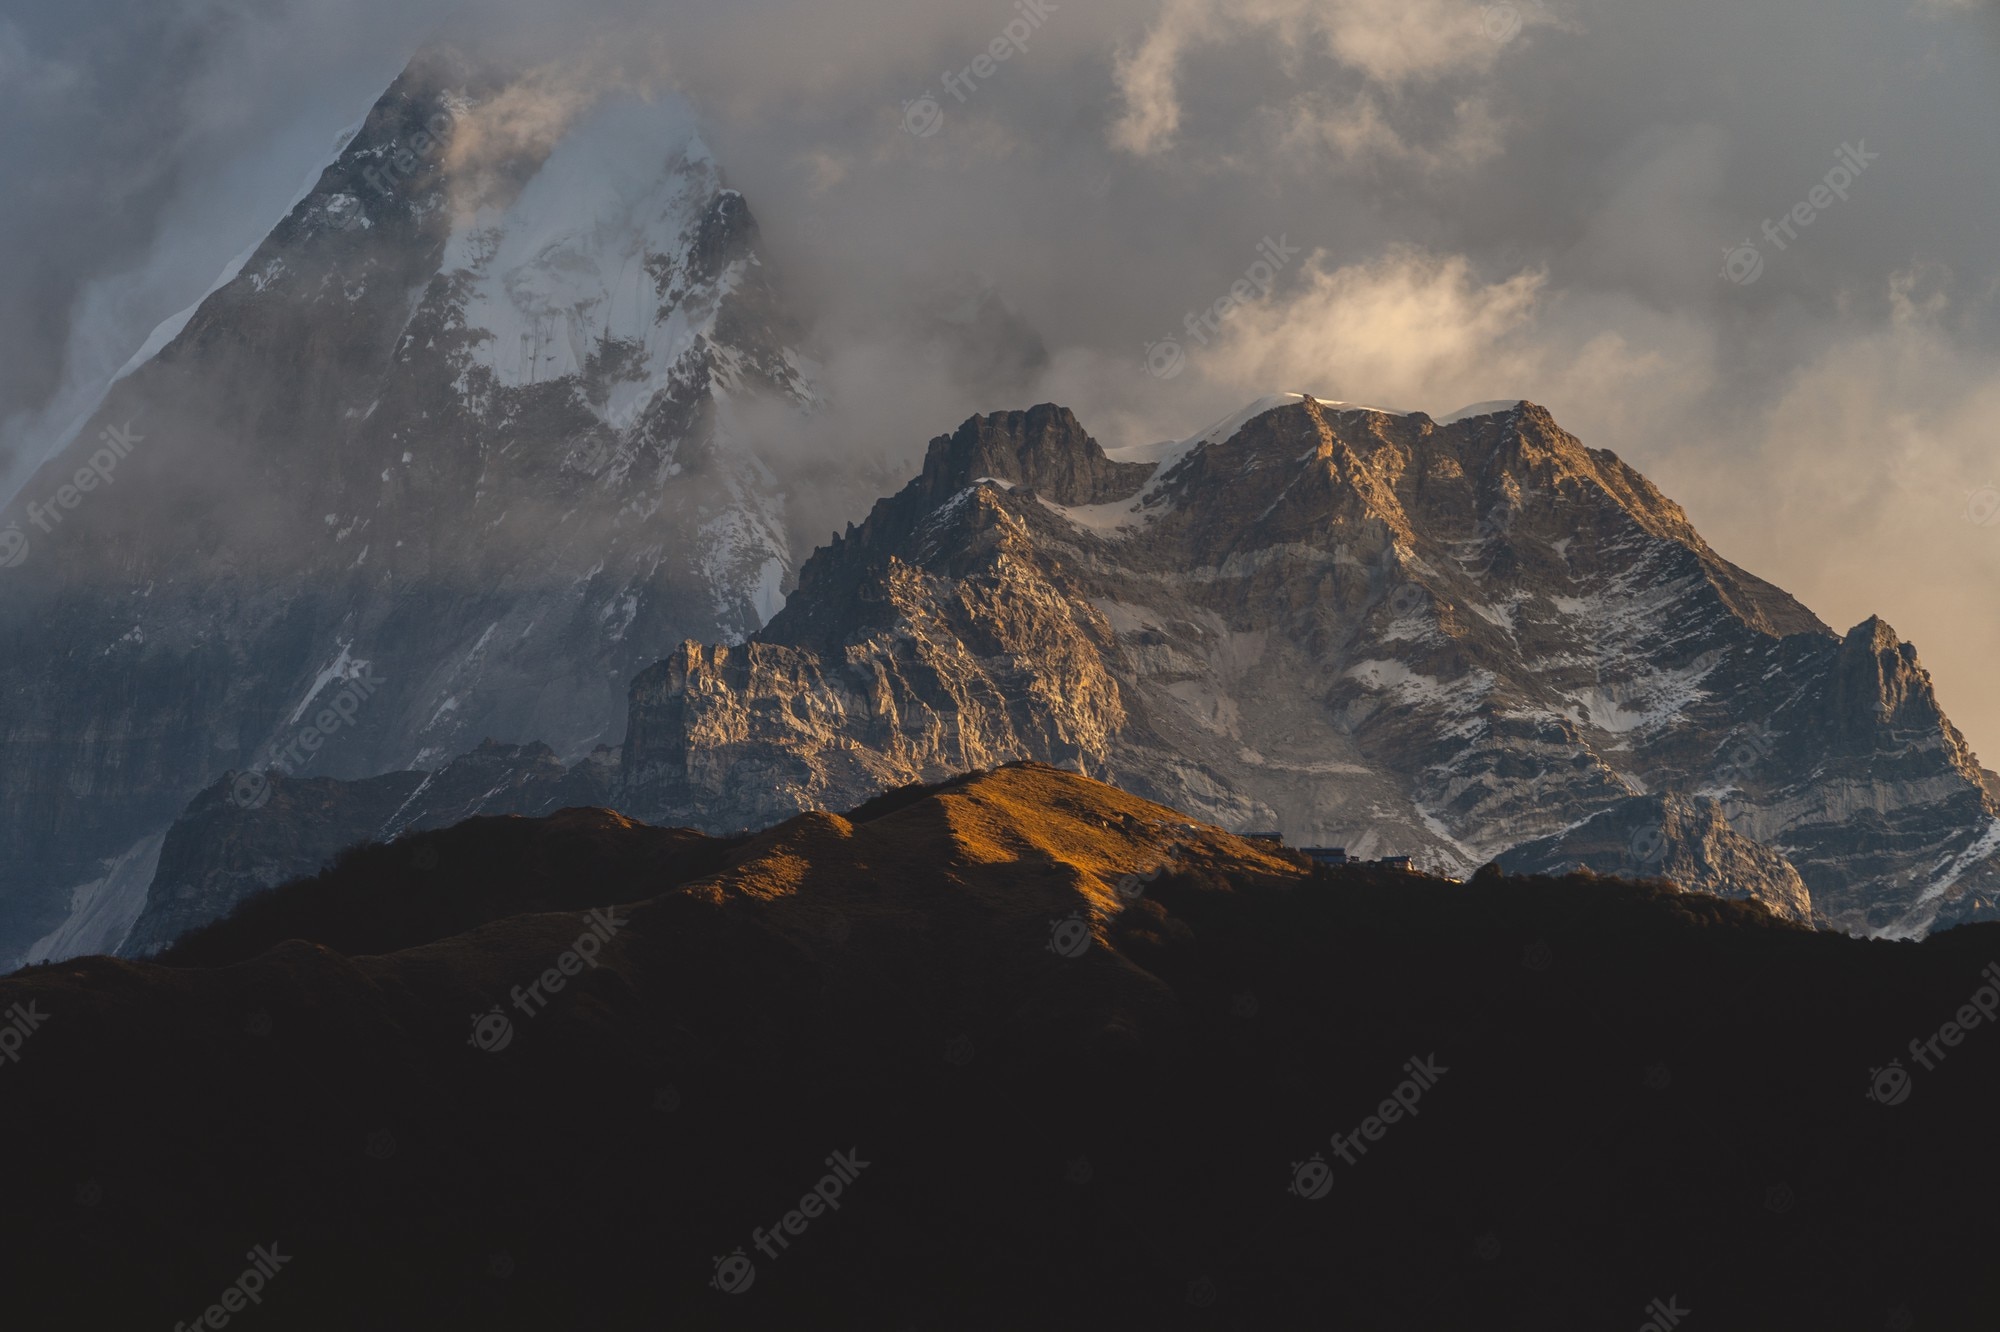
left=2, top=764, right=1995, bottom=1329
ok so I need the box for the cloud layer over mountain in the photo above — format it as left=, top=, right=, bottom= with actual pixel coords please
left=4, top=0, right=1998, bottom=754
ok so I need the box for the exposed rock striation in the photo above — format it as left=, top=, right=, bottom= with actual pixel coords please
left=619, top=394, right=2000, bottom=935
left=1496, top=792, right=1816, bottom=925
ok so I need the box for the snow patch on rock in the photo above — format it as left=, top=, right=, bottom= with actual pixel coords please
left=441, top=93, right=729, bottom=409
left=1433, top=400, right=1527, bottom=427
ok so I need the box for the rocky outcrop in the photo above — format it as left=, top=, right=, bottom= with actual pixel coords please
left=1496, top=792, right=1816, bottom=925
left=115, top=740, right=615, bottom=958
left=620, top=394, right=2000, bottom=934
left=1739, top=617, right=2000, bottom=935
left=917, top=404, right=1155, bottom=508
left=119, top=770, right=430, bottom=959
left=614, top=407, right=1141, bottom=830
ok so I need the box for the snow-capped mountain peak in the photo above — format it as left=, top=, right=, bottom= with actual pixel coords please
left=442, top=94, right=738, bottom=408
left=0, top=50, right=840, bottom=966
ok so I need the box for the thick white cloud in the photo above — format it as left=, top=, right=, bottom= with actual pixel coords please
left=1110, top=0, right=1554, bottom=158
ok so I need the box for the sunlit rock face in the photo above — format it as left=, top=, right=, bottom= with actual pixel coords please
left=621, top=395, right=1999, bottom=936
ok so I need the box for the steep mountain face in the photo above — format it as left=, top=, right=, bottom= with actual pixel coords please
left=120, top=740, right=614, bottom=957
left=619, top=395, right=2000, bottom=936
left=0, top=49, right=828, bottom=965
left=1496, top=792, right=1814, bottom=925
left=618, top=406, right=1139, bottom=832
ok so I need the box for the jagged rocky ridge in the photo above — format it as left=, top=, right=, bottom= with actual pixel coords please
left=615, top=396, right=1999, bottom=936
left=120, top=740, right=616, bottom=957
left=1496, top=792, right=1814, bottom=925
left=0, top=49, right=836, bottom=965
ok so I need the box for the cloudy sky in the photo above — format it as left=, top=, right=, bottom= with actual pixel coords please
left=3, top=0, right=1998, bottom=755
